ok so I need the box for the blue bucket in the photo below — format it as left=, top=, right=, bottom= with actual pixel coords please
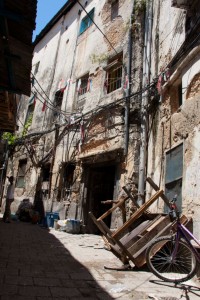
left=46, top=212, right=59, bottom=228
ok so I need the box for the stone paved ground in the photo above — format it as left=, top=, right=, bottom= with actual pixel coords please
left=0, top=217, right=200, bottom=300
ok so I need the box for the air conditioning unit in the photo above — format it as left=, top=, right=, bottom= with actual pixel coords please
left=171, top=0, right=191, bottom=9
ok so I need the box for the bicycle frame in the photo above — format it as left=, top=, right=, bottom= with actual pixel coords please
left=173, top=221, right=200, bottom=263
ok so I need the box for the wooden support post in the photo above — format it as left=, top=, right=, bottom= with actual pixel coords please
left=122, top=186, right=140, bottom=208
left=146, top=177, right=170, bottom=207
left=97, top=197, right=128, bottom=221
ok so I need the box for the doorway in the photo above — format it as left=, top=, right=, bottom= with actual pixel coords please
left=84, top=164, right=116, bottom=234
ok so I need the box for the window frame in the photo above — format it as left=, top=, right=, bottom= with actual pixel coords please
left=16, top=159, right=27, bottom=188
left=105, top=54, right=123, bottom=94
left=52, top=90, right=64, bottom=122
left=111, top=0, right=119, bottom=20
left=79, top=8, right=95, bottom=35
left=164, top=143, right=183, bottom=212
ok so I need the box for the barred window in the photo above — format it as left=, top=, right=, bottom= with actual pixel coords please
left=105, top=54, right=123, bottom=94
left=77, top=74, right=89, bottom=96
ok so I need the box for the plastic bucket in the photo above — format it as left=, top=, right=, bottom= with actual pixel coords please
left=46, top=212, right=59, bottom=228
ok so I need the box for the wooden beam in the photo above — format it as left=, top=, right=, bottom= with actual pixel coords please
left=146, top=177, right=170, bottom=207
left=97, top=196, right=129, bottom=221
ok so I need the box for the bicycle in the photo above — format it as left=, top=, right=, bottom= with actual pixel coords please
left=146, top=197, right=200, bottom=283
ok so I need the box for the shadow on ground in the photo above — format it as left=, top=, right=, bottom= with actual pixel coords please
left=0, top=219, right=114, bottom=299
left=149, top=279, right=200, bottom=300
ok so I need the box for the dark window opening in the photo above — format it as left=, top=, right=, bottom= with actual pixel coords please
left=165, top=144, right=183, bottom=212
left=79, top=8, right=94, bottom=34
left=42, top=164, right=50, bottom=182
left=16, top=160, right=27, bottom=188
left=105, top=54, right=123, bottom=94
left=53, top=90, right=64, bottom=122
left=34, top=62, right=40, bottom=75
left=111, top=0, right=119, bottom=20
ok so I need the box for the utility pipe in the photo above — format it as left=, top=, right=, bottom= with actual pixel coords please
left=138, top=0, right=153, bottom=206
left=124, top=3, right=134, bottom=156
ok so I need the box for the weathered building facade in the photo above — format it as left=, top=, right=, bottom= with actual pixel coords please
left=3, top=0, right=143, bottom=233
left=145, top=0, right=200, bottom=239
left=2, top=0, right=200, bottom=237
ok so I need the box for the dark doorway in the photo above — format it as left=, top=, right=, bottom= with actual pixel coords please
left=84, top=164, right=116, bottom=234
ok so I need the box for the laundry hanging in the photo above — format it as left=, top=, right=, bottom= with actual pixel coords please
left=124, top=75, right=129, bottom=90
left=77, top=79, right=82, bottom=93
left=42, top=101, right=46, bottom=112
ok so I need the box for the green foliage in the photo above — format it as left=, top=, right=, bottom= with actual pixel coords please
left=2, top=132, right=17, bottom=145
left=22, top=114, right=33, bottom=136
left=2, top=114, right=33, bottom=146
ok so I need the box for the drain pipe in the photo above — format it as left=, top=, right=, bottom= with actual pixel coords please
left=138, top=0, right=153, bottom=206
left=124, top=3, right=134, bottom=156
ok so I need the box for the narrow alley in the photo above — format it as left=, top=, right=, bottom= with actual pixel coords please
left=0, top=217, right=200, bottom=300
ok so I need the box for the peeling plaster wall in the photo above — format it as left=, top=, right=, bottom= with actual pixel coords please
left=151, top=1, right=186, bottom=76
left=147, top=0, right=200, bottom=236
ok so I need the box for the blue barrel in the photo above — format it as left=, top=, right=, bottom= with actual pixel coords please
left=46, top=212, right=59, bottom=227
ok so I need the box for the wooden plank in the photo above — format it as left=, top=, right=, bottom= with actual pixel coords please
left=112, top=190, right=164, bottom=238
left=146, top=177, right=170, bottom=207
left=97, top=197, right=128, bottom=221
left=122, top=186, right=140, bottom=208
left=89, top=212, right=136, bottom=265
left=128, top=215, right=171, bottom=255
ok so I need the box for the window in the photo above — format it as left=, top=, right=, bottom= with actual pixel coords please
left=25, top=94, right=35, bottom=125
left=79, top=8, right=94, bottom=34
left=41, top=164, right=50, bottom=194
left=52, top=90, right=64, bottom=122
left=59, top=163, right=75, bottom=200
left=111, top=0, right=119, bottom=20
left=16, top=160, right=27, bottom=188
left=34, top=62, right=40, bottom=75
left=76, top=74, right=90, bottom=110
left=165, top=144, right=183, bottom=212
left=105, top=54, right=123, bottom=94
left=77, top=74, right=89, bottom=96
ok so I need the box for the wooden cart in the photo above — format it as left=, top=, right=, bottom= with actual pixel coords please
left=89, top=178, right=189, bottom=267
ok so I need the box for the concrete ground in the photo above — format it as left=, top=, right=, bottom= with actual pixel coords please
left=0, top=217, right=200, bottom=300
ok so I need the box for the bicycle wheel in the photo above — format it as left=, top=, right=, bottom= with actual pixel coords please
left=146, top=236, right=197, bottom=283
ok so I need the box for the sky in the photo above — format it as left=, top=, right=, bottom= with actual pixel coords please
left=32, top=0, right=68, bottom=41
